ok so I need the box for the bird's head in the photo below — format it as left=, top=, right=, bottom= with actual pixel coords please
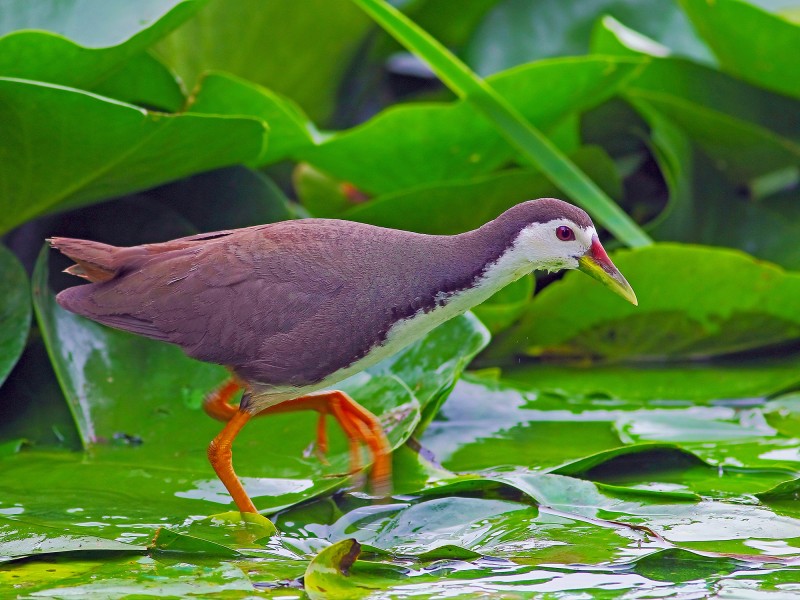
left=491, top=198, right=637, bottom=305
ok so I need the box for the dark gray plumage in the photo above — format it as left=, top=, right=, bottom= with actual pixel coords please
left=53, top=198, right=592, bottom=388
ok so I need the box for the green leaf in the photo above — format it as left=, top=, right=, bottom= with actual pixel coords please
left=682, top=0, right=800, bottom=99
left=149, top=527, right=240, bottom=557
left=306, top=57, right=640, bottom=196
left=305, top=539, right=364, bottom=600
left=629, top=89, right=800, bottom=183
left=180, top=511, right=278, bottom=548
left=633, top=98, right=800, bottom=270
left=763, top=394, right=800, bottom=438
left=340, top=146, right=621, bottom=234
left=351, top=0, right=651, bottom=247
left=0, top=34, right=185, bottom=111
left=0, top=516, right=145, bottom=561
left=633, top=548, right=744, bottom=583
left=422, top=373, right=794, bottom=496
left=594, top=26, right=800, bottom=142
left=0, top=78, right=266, bottom=234
left=491, top=244, right=800, bottom=361
left=502, top=355, right=800, bottom=403
left=90, top=52, right=184, bottom=112
left=0, top=245, right=30, bottom=388
left=592, top=18, right=800, bottom=183
left=465, top=0, right=714, bottom=74
left=294, top=163, right=355, bottom=218
left=421, top=375, right=623, bottom=473
left=155, top=0, right=371, bottom=122
left=187, top=72, right=318, bottom=165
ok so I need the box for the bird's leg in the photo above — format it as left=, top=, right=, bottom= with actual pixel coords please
left=203, top=378, right=335, bottom=463
left=207, top=409, right=258, bottom=513
left=204, top=384, right=392, bottom=512
left=254, top=390, right=392, bottom=496
left=203, top=378, right=241, bottom=422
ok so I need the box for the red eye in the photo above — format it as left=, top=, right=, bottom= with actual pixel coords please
left=556, top=226, right=575, bottom=241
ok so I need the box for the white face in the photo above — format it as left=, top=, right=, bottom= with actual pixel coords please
left=514, top=218, right=596, bottom=273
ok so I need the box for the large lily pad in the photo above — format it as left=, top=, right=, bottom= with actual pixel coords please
left=0, top=77, right=266, bottom=234
left=421, top=374, right=798, bottom=496
left=0, top=516, right=144, bottom=562
left=0, top=245, right=30, bottom=388
left=490, top=243, right=800, bottom=361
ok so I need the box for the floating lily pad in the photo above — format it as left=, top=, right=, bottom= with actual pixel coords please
left=304, top=538, right=364, bottom=600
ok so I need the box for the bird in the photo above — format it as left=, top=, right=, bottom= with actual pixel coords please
left=49, top=197, right=637, bottom=514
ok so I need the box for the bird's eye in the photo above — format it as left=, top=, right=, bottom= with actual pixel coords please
left=555, top=226, right=575, bottom=241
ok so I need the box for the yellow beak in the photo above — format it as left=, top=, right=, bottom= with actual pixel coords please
left=577, top=237, right=638, bottom=306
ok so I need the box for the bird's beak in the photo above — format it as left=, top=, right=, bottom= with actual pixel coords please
left=577, top=236, right=638, bottom=306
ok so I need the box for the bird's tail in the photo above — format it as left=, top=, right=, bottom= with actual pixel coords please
left=47, top=237, right=120, bottom=283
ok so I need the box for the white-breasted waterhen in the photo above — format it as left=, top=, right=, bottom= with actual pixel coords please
left=50, top=197, right=637, bottom=513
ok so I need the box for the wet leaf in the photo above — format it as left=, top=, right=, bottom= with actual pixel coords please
left=149, top=527, right=240, bottom=557
left=633, top=547, right=744, bottom=582
left=304, top=538, right=364, bottom=600
left=502, top=353, right=800, bottom=402
left=763, top=394, right=800, bottom=437
left=0, top=516, right=145, bottom=560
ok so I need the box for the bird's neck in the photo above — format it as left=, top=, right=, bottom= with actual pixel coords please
left=435, top=221, right=533, bottom=310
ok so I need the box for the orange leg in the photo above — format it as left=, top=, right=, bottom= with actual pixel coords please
left=256, top=390, right=392, bottom=496
left=204, top=381, right=392, bottom=513
left=207, top=409, right=258, bottom=513
left=203, top=378, right=241, bottom=422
